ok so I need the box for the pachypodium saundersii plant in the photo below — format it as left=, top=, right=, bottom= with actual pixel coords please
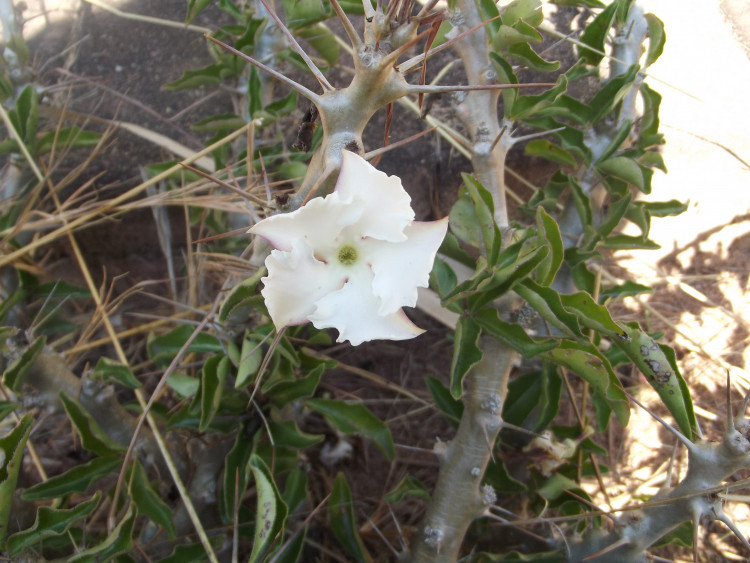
left=1, top=0, right=749, bottom=561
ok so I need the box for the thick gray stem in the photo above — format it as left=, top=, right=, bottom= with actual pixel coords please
left=410, top=336, right=515, bottom=562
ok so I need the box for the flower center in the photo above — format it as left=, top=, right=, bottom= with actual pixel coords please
left=337, top=244, right=359, bottom=266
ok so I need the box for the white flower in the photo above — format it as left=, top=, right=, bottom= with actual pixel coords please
left=249, top=150, right=448, bottom=346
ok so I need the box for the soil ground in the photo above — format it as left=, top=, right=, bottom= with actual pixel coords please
left=6, top=0, right=750, bottom=560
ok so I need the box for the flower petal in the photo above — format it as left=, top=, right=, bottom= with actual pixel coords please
left=261, top=240, right=344, bottom=329
left=308, top=267, right=424, bottom=345
left=367, top=217, right=449, bottom=315
left=249, top=193, right=362, bottom=253
left=335, top=151, right=414, bottom=242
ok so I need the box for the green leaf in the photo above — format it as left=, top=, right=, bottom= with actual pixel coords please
left=507, top=42, right=560, bottom=72
left=60, top=393, right=126, bottom=456
left=588, top=64, right=639, bottom=124
left=559, top=292, right=624, bottom=339
left=475, top=308, right=557, bottom=358
left=297, top=24, right=339, bottom=66
left=462, top=174, right=501, bottom=262
left=219, top=268, right=265, bottom=324
left=268, top=420, right=324, bottom=449
left=510, top=75, right=567, bottom=120
left=639, top=83, right=663, bottom=146
left=490, top=54, right=519, bottom=118
left=3, top=335, right=45, bottom=392
left=6, top=491, right=101, bottom=556
left=282, top=468, right=308, bottom=513
left=492, top=22, right=541, bottom=51
left=577, top=2, right=617, bottom=65
left=129, top=460, right=176, bottom=539
left=642, top=199, right=688, bottom=217
left=306, top=399, right=395, bottom=460
left=616, top=324, right=696, bottom=440
left=92, top=357, right=141, bottom=389
left=36, top=127, right=100, bottom=154
left=248, top=455, right=287, bottom=563
left=644, top=13, right=666, bottom=67
left=542, top=342, right=629, bottom=428
left=221, top=422, right=255, bottom=523
left=164, top=63, right=225, bottom=90
left=265, top=363, right=324, bottom=407
left=147, top=325, right=223, bottom=366
left=186, top=0, right=213, bottom=23
left=525, top=139, right=576, bottom=167
left=597, top=157, right=644, bottom=191
left=450, top=316, right=483, bottom=398
left=68, top=504, right=135, bottom=561
left=384, top=475, right=430, bottom=503
left=12, top=85, right=39, bottom=148
left=515, top=279, right=582, bottom=339
left=449, top=192, right=482, bottom=248
left=426, top=375, right=464, bottom=427
left=0, top=414, right=33, bottom=539
left=235, top=330, right=264, bottom=389
left=430, top=259, right=459, bottom=300
left=23, top=456, right=122, bottom=501
left=196, top=355, right=231, bottom=432
left=503, top=367, right=561, bottom=432
left=0, top=401, right=17, bottom=420
left=535, top=207, right=564, bottom=286
left=595, top=119, right=632, bottom=164
left=600, top=234, right=660, bottom=250
left=600, top=280, right=652, bottom=301
left=328, top=473, right=371, bottom=562
left=502, top=0, right=543, bottom=27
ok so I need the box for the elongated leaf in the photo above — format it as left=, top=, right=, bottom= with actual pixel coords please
left=595, top=119, right=632, bottom=164
left=543, top=341, right=629, bottom=428
left=535, top=207, right=564, bottom=286
left=644, top=13, right=666, bottom=67
left=196, top=355, right=230, bottom=431
left=384, top=475, right=430, bottom=503
left=92, top=357, right=141, bottom=389
left=475, top=308, right=557, bottom=358
left=559, top=292, right=624, bottom=339
left=577, top=2, right=617, bottom=65
left=60, top=393, right=126, bottom=456
left=3, top=335, right=45, bottom=392
left=329, top=473, right=371, bottom=562
left=462, top=174, right=501, bottom=263
left=0, top=414, right=33, bottom=539
left=221, top=422, right=255, bottom=523
left=36, top=127, right=100, bottom=154
left=525, top=139, right=576, bottom=167
left=6, top=491, right=101, bottom=555
left=68, top=504, right=135, bottom=561
left=426, top=375, right=463, bottom=427
left=507, top=42, right=560, bottom=72
left=265, top=363, right=324, bottom=407
left=23, top=456, right=122, bottom=500
left=219, top=269, right=264, bottom=324
left=148, top=325, right=223, bottom=365
left=515, top=279, right=582, bottom=339
left=306, top=399, right=395, bottom=460
left=616, top=324, right=696, bottom=440
left=248, top=455, right=287, bottom=563
left=450, top=316, right=483, bottom=398
left=268, top=420, right=324, bottom=449
left=129, top=460, right=176, bottom=539
left=597, top=157, right=644, bottom=191
left=503, top=367, right=561, bottom=432
left=297, top=24, right=339, bottom=66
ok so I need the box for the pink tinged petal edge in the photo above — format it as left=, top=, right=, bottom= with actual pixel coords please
left=308, top=267, right=424, bottom=346
left=261, top=240, right=345, bottom=330
left=368, top=217, right=449, bottom=316
left=335, top=151, right=414, bottom=243
left=248, top=192, right=362, bottom=252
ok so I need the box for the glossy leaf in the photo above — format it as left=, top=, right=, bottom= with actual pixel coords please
left=515, top=279, right=582, bottom=339
left=577, top=2, right=617, bottom=65
left=543, top=342, right=629, bottom=428
left=267, top=420, right=324, bottom=449
left=462, top=174, right=501, bottom=262
left=265, top=363, right=324, bottom=407
left=195, top=355, right=230, bottom=431
left=221, top=422, right=255, bottom=523
left=502, top=0, right=543, bottom=26
left=68, top=504, right=135, bottom=561
left=384, top=475, right=430, bottom=503
left=306, top=399, right=395, bottom=460
left=507, top=42, right=560, bottom=72
left=535, top=207, right=564, bottom=286
left=92, top=357, right=141, bottom=389
left=6, top=491, right=101, bottom=556
left=22, top=455, right=122, bottom=501
left=616, top=323, right=696, bottom=440
left=597, top=157, right=644, bottom=191
left=0, top=414, right=33, bottom=539
left=297, top=24, right=339, bottom=66
left=559, top=292, right=624, bottom=339
left=248, top=455, right=287, bottom=563
left=426, top=375, right=463, bottom=427
left=644, top=13, right=666, bottom=67
left=3, top=334, right=45, bottom=392
left=329, top=473, right=371, bottom=562
left=129, top=460, right=176, bottom=539
left=235, top=330, right=264, bottom=389
left=60, top=393, right=126, bottom=456
left=503, top=367, right=561, bottom=432
left=148, top=325, right=223, bottom=366
left=595, top=119, right=632, bottom=164
left=525, top=139, right=576, bottom=167
left=475, top=308, right=557, bottom=358
left=450, top=315, right=483, bottom=398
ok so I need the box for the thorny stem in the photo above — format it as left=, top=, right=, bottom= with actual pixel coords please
left=410, top=336, right=515, bottom=562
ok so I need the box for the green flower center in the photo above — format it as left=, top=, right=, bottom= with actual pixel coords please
left=337, top=244, right=358, bottom=266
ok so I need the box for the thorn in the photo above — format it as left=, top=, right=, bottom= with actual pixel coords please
left=489, top=125, right=508, bottom=152
left=364, top=513, right=400, bottom=557
left=480, top=422, right=496, bottom=464
left=388, top=505, right=408, bottom=551
left=179, top=163, right=270, bottom=207
left=714, top=506, right=750, bottom=552
left=625, top=390, right=696, bottom=453
left=582, top=537, right=629, bottom=561
left=205, top=35, right=322, bottom=104
left=329, top=0, right=362, bottom=49
left=727, top=369, right=736, bottom=432
left=692, top=510, right=700, bottom=563
left=257, top=0, right=334, bottom=92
